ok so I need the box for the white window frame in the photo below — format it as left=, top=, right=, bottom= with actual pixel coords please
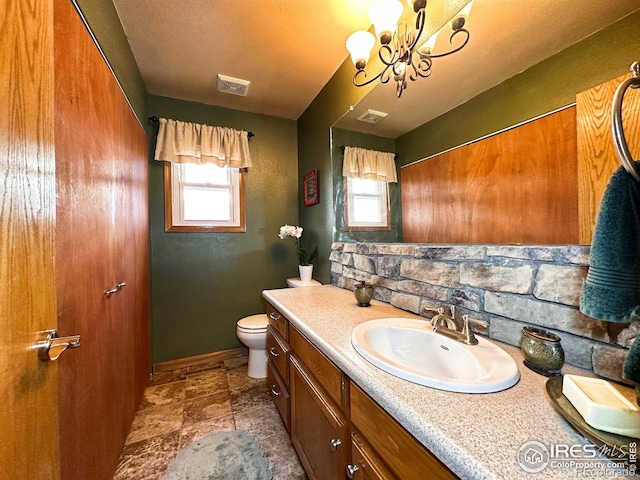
left=344, top=176, right=391, bottom=231
left=164, top=162, right=246, bottom=233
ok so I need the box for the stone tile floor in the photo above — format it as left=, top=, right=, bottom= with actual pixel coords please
left=113, top=355, right=306, bottom=479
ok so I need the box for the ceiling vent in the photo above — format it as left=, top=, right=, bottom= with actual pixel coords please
left=217, top=74, right=250, bottom=97
left=357, top=109, right=388, bottom=124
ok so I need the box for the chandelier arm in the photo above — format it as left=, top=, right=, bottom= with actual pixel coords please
left=413, top=55, right=432, bottom=79
left=379, top=43, right=401, bottom=67
left=408, top=9, right=426, bottom=52
left=380, top=66, right=393, bottom=84
left=353, top=66, right=387, bottom=88
left=425, top=29, right=470, bottom=59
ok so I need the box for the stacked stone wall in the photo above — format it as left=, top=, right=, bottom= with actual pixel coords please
left=330, top=243, right=637, bottom=384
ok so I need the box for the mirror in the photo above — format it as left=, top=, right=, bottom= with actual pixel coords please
left=331, top=0, right=640, bottom=244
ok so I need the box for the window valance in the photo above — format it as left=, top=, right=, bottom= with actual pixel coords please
left=154, top=117, right=252, bottom=168
left=342, top=146, right=397, bottom=183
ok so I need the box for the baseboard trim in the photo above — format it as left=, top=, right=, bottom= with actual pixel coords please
left=153, top=347, right=248, bottom=373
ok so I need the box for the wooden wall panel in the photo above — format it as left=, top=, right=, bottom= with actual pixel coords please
left=54, top=1, right=149, bottom=479
left=402, top=107, right=578, bottom=244
left=577, top=72, right=640, bottom=244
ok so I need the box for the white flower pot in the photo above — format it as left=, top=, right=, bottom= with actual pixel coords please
left=299, top=265, right=313, bottom=282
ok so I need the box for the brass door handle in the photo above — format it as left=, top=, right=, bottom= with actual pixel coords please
left=37, top=329, right=81, bottom=361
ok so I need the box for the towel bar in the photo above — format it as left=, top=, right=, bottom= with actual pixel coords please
left=611, top=61, right=640, bottom=182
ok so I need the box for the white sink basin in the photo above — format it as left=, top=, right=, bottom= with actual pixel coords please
left=352, top=318, right=520, bottom=393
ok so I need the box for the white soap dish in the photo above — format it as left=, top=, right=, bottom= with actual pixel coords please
left=562, top=374, right=640, bottom=438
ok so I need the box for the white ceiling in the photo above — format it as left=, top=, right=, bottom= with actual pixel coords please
left=113, top=0, right=640, bottom=137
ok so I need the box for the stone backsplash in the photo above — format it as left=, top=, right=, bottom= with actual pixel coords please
left=330, top=243, right=638, bottom=385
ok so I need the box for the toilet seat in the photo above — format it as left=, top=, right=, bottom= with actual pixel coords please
left=237, top=314, right=268, bottom=333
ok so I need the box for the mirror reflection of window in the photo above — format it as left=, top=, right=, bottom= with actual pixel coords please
left=345, top=177, right=390, bottom=231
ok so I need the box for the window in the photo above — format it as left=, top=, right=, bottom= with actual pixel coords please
left=164, top=162, right=245, bottom=232
left=344, top=177, right=390, bottom=231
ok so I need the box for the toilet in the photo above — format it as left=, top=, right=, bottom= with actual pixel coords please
left=236, top=277, right=322, bottom=378
left=236, top=314, right=269, bottom=378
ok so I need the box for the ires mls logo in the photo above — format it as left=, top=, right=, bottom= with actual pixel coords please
left=517, top=440, right=637, bottom=477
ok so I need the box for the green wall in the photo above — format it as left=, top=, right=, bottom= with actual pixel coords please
left=147, top=95, right=298, bottom=363
left=297, top=60, right=379, bottom=283
left=331, top=128, right=401, bottom=243
left=397, top=10, right=640, bottom=165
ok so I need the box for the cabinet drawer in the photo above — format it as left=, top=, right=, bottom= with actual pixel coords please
left=266, top=302, right=288, bottom=340
left=266, top=326, right=289, bottom=387
left=290, top=325, right=343, bottom=408
left=267, top=360, right=290, bottom=431
left=350, top=383, right=457, bottom=480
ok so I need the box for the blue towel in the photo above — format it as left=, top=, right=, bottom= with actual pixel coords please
left=579, top=162, right=640, bottom=389
left=579, top=163, right=640, bottom=323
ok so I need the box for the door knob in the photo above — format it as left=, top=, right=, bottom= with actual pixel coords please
left=37, top=329, right=81, bottom=361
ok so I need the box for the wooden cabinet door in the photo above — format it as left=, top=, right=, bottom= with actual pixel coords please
left=290, top=356, right=347, bottom=480
left=54, top=1, right=149, bottom=479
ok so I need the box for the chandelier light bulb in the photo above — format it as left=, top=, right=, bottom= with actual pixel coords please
left=369, top=0, right=403, bottom=44
left=346, top=31, right=376, bottom=70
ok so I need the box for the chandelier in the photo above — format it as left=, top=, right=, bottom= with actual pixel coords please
left=345, top=0, right=472, bottom=98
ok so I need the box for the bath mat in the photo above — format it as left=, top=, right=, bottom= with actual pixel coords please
left=162, top=431, right=272, bottom=480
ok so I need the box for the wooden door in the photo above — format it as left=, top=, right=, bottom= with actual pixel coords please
left=0, top=0, right=60, bottom=478
left=54, top=1, right=149, bottom=479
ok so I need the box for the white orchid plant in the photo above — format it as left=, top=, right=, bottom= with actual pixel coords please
left=278, top=225, right=317, bottom=266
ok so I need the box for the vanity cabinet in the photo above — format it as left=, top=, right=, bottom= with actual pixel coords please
left=264, top=300, right=457, bottom=480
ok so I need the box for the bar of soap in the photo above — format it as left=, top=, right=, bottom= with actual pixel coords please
left=562, top=374, right=640, bottom=438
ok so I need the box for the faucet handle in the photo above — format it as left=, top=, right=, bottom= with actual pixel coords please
left=461, top=315, right=479, bottom=345
left=423, top=302, right=445, bottom=316
left=449, top=305, right=456, bottom=319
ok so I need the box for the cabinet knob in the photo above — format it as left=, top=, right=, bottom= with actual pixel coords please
left=270, top=385, right=281, bottom=396
left=346, top=464, right=359, bottom=479
left=269, top=346, right=280, bottom=357
left=268, top=312, right=281, bottom=322
left=329, top=438, right=342, bottom=451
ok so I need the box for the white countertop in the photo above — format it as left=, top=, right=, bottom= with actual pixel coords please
left=263, top=285, right=637, bottom=480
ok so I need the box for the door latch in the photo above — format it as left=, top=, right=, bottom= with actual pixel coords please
left=36, top=329, right=81, bottom=361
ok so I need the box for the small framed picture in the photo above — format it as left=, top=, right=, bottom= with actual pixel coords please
left=303, top=170, right=319, bottom=206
